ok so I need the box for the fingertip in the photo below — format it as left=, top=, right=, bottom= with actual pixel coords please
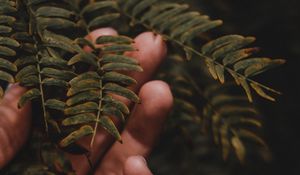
left=124, top=32, right=167, bottom=89
left=123, top=156, right=153, bottom=175
left=139, top=80, right=173, bottom=117
left=134, top=32, right=167, bottom=61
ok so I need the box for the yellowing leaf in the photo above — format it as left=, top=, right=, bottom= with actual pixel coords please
left=60, top=125, right=94, bottom=147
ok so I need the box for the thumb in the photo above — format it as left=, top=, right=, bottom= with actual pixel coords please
left=0, top=84, right=31, bottom=169
left=123, top=156, right=153, bottom=175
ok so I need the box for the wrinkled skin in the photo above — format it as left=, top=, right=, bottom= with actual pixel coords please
left=0, top=28, right=173, bottom=175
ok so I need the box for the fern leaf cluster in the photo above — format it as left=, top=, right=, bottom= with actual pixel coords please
left=0, top=0, right=20, bottom=97
left=117, top=0, right=285, bottom=102
left=203, top=83, right=270, bottom=162
left=62, top=35, right=142, bottom=147
left=159, top=55, right=270, bottom=163
left=0, top=0, right=285, bottom=174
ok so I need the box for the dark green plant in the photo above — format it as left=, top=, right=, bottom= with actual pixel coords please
left=0, top=0, right=285, bottom=174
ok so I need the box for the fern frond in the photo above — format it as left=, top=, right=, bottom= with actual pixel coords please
left=15, top=0, right=81, bottom=133
left=117, top=0, right=285, bottom=102
left=0, top=0, right=20, bottom=97
left=62, top=35, right=141, bottom=148
left=203, top=83, right=271, bottom=162
left=201, top=35, right=285, bottom=102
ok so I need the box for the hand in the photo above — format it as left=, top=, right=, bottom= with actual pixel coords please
left=0, top=27, right=173, bottom=175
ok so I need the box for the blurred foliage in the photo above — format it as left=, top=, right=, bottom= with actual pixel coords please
left=148, top=0, right=300, bottom=175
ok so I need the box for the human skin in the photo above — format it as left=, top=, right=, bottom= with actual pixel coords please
left=0, top=28, right=173, bottom=175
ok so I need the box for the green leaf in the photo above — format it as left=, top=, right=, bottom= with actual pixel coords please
left=64, top=102, right=98, bottom=115
left=102, top=63, right=143, bottom=72
left=132, top=0, right=158, bottom=18
left=215, top=64, right=225, bottom=84
left=0, top=25, right=12, bottom=34
left=36, top=6, right=75, bottom=19
left=244, top=59, right=285, bottom=77
left=69, top=72, right=100, bottom=86
left=41, top=68, right=76, bottom=81
left=15, top=65, right=38, bottom=82
left=37, top=17, right=77, bottom=30
left=0, top=57, right=17, bottom=71
left=0, top=45, right=16, bottom=56
left=0, top=5, right=17, bottom=14
left=150, top=4, right=189, bottom=28
left=74, top=38, right=95, bottom=50
left=201, top=35, right=244, bottom=55
left=140, top=3, right=180, bottom=22
left=102, top=105, right=125, bottom=122
left=45, top=99, right=66, bottom=111
left=40, top=56, right=68, bottom=69
left=62, top=113, right=97, bottom=126
left=0, top=37, right=20, bottom=47
left=211, top=37, right=255, bottom=60
left=0, top=70, right=14, bottom=83
left=42, top=30, right=81, bottom=53
left=67, top=79, right=100, bottom=96
left=104, top=83, right=140, bottom=103
left=42, top=78, right=68, bottom=88
left=96, top=35, right=133, bottom=45
left=60, top=125, right=94, bottom=147
left=170, top=15, right=209, bottom=38
left=66, top=90, right=99, bottom=106
left=99, top=116, right=122, bottom=142
left=205, top=59, right=218, bottom=80
left=180, top=20, right=223, bottom=43
left=81, top=1, right=118, bottom=15
left=103, top=96, right=129, bottom=115
left=123, top=0, right=140, bottom=12
left=250, top=83, right=275, bottom=101
left=239, top=78, right=253, bottom=102
left=102, top=54, right=139, bottom=65
left=20, top=75, right=39, bottom=87
left=223, top=48, right=259, bottom=66
left=103, top=72, right=137, bottom=85
left=88, top=13, right=120, bottom=29
left=234, top=58, right=271, bottom=72
left=68, top=52, right=98, bottom=67
left=159, top=11, right=200, bottom=32
left=14, top=56, right=38, bottom=68
left=0, top=15, right=15, bottom=24
left=18, top=88, right=41, bottom=108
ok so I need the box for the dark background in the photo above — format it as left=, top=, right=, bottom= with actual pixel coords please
left=200, top=0, right=300, bottom=174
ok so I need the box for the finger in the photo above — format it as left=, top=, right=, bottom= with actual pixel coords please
left=68, top=30, right=167, bottom=175
left=0, top=84, right=31, bottom=169
left=126, top=32, right=167, bottom=92
left=95, top=81, right=173, bottom=174
left=123, top=156, right=153, bottom=175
